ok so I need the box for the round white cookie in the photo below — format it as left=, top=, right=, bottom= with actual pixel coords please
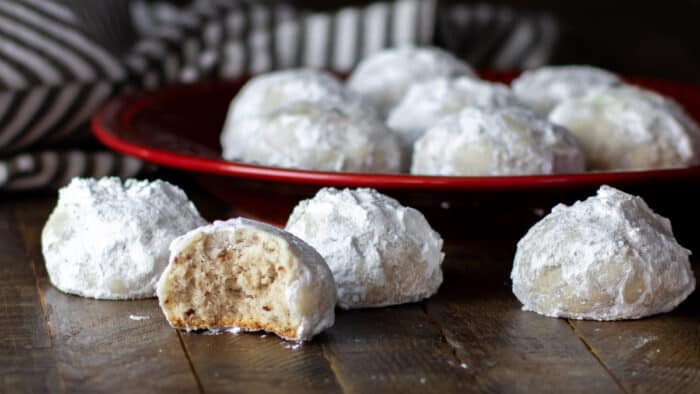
left=387, top=76, right=524, bottom=153
left=222, top=102, right=402, bottom=173
left=512, top=185, right=695, bottom=320
left=42, top=177, right=206, bottom=300
left=157, top=218, right=336, bottom=341
left=512, top=65, right=621, bottom=113
left=347, top=46, right=476, bottom=117
left=225, top=68, right=371, bottom=123
left=549, top=85, right=700, bottom=170
left=285, top=188, right=444, bottom=309
left=411, top=106, right=585, bottom=176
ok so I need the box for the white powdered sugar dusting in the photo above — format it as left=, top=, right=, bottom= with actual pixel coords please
left=286, top=188, right=445, bottom=309
left=512, top=65, right=622, bottom=113
left=512, top=185, right=695, bottom=320
left=221, top=102, right=402, bottom=173
left=411, top=106, right=585, bottom=176
left=223, top=68, right=373, bottom=125
left=347, top=46, right=476, bottom=118
left=549, top=84, right=700, bottom=170
left=42, top=177, right=206, bottom=300
left=387, top=76, right=525, bottom=153
left=129, top=314, right=151, bottom=321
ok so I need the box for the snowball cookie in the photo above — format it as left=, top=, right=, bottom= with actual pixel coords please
left=42, top=177, right=206, bottom=300
left=512, top=186, right=695, bottom=320
left=157, top=218, right=336, bottom=341
left=411, top=106, right=585, bottom=176
left=224, top=68, right=372, bottom=124
left=222, top=102, right=402, bottom=173
left=285, top=188, right=444, bottom=309
left=347, top=46, right=476, bottom=117
left=549, top=85, right=700, bottom=170
left=511, top=65, right=621, bottom=113
left=387, top=76, right=524, bottom=152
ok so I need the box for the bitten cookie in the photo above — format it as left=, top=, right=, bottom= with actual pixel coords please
left=42, top=177, right=206, bottom=300
left=286, top=188, right=444, bottom=309
left=157, top=218, right=336, bottom=341
left=512, top=185, right=695, bottom=320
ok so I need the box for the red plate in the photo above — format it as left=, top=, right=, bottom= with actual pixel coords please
left=92, top=71, right=700, bottom=241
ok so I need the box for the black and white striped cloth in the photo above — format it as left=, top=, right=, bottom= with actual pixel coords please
left=0, top=0, right=559, bottom=191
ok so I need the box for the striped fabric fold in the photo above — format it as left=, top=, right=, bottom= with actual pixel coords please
left=0, top=150, right=150, bottom=191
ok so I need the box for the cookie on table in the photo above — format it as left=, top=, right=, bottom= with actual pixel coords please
left=42, top=177, right=206, bottom=300
left=549, top=84, right=700, bottom=171
left=347, top=46, right=476, bottom=118
left=286, top=188, right=444, bottom=309
left=512, top=185, right=695, bottom=320
left=157, top=218, right=336, bottom=341
left=222, top=102, right=402, bottom=173
left=411, top=106, right=585, bottom=176
left=511, top=65, right=621, bottom=113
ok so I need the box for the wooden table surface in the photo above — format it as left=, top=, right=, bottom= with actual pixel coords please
left=3, top=184, right=699, bottom=394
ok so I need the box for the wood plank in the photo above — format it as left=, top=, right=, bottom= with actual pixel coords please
left=425, top=242, right=623, bottom=394
left=321, top=304, right=475, bottom=394
left=179, top=331, right=344, bottom=393
left=0, top=201, right=63, bottom=393
left=569, top=257, right=700, bottom=394
left=15, top=196, right=200, bottom=393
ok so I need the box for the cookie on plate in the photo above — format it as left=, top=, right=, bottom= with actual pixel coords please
left=347, top=46, right=475, bottom=118
left=411, top=106, right=585, bottom=176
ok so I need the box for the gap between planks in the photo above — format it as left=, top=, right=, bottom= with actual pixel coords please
left=420, top=301, right=469, bottom=368
left=320, top=341, right=351, bottom=394
left=14, top=205, right=67, bottom=393
left=567, top=319, right=629, bottom=394
left=176, top=330, right=206, bottom=394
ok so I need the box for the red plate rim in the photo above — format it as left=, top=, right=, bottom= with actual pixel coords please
left=91, top=75, right=700, bottom=191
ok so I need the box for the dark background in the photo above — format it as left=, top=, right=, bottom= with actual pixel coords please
left=291, top=0, right=700, bottom=83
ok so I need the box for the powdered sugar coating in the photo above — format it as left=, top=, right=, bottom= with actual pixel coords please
left=347, top=46, right=476, bottom=118
left=224, top=68, right=372, bottom=123
left=160, top=218, right=336, bottom=341
left=411, top=106, right=585, bottom=176
left=285, top=188, right=444, bottom=309
left=222, top=102, right=402, bottom=173
left=387, top=77, right=524, bottom=154
left=512, top=186, right=695, bottom=320
left=42, top=177, right=206, bottom=300
left=512, top=65, right=621, bottom=113
left=549, top=85, right=700, bottom=170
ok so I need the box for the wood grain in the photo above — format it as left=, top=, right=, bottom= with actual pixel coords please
left=425, top=242, right=622, bottom=394
left=569, top=259, right=700, bottom=394
left=321, top=304, right=475, bottom=393
left=179, top=331, right=343, bottom=393
left=0, top=202, right=63, bottom=393
left=14, top=196, right=200, bottom=393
